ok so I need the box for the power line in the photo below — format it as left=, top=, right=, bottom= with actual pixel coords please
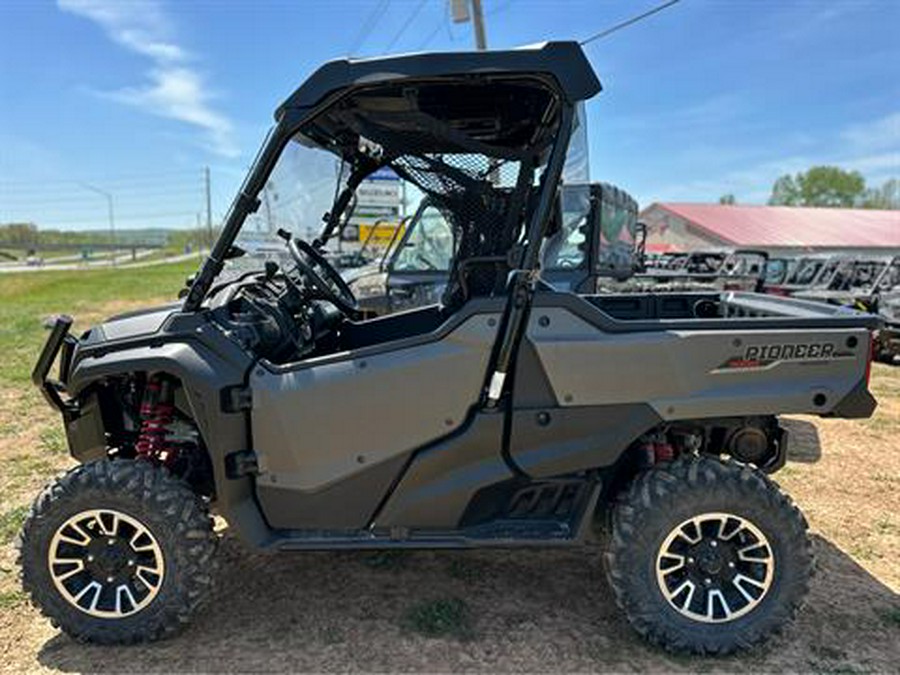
left=0, top=169, right=201, bottom=190
left=418, top=0, right=451, bottom=51
left=384, top=0, right=429, bottom=52
left=417, top=19, right=445, bottom=51
left=580, top=0, right=682, bottom=46
left=485, top=0, right=513, bottom=18
left=348, top=0, right=392, bottom=55
left=1, top=187, right=202, bottom=204
left=29, top=211, right=200, bottom=227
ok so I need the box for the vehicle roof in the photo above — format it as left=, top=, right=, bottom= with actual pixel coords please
left=276, top=41, right=601, bottom=119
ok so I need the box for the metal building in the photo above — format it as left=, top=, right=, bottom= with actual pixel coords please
left=640, top=203, right=900, bottom=255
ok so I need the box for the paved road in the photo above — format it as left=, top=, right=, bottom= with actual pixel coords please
left=0, top=250, right=201, bottom=273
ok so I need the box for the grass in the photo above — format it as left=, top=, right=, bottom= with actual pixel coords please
left=0, top=589, right=26, bottom=609
left=876, top=605, right=900, bottom=627
left=0, top=505, right=29, bottom=545
left=402, top=597, right=473, bottom=639
left=0, top=258, right=198, bottom=386
left=0, top=260, right=200, bottom=549
left=38, top=426, right=67, bottom=454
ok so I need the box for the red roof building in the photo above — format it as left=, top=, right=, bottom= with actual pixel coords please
left=640, top=203, right=900, bottom=255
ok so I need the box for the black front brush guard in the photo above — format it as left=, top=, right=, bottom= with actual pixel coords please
left=32, top=315, right=77, bottom=413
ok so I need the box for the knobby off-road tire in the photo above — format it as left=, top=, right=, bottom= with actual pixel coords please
left=604, top=456, right=812, bottom=655
left=18, top=459, right=218, bottom=644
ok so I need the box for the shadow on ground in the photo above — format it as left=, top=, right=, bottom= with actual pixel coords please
left=37, top=534, right=899, bottom=672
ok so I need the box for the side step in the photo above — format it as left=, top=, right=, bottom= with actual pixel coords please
left=269, top=483, right=600, bottom=552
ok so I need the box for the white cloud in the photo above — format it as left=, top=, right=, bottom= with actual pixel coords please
left=58, top=0, right=238, bottom=157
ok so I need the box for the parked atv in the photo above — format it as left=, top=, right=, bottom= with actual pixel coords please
left=23, top=42, right=879, bottom=655
left=346, top=182, right=641, bottom=317
left=792, top=255, right=900, bottom=364
left=627, top=249, right=769, bottom=293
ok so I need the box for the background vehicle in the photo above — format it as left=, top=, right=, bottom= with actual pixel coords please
left=348, top=182, right=641, bottom=317
left=792, top=256, right=900, bottom=363
left=630, top=249, right=768, bottom=293
left=22, top=42, right=879, bottom=656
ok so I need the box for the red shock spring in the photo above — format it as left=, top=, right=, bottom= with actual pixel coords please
left=135, top=378, right=178, bottom=467
left=653, top=441, right=675, bottom=463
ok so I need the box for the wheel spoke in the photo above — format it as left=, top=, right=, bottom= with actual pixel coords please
left=732, top=573, right=763, bottom=603
left=51, top=560, right=85, bottom=582
left=676, top=519, right=703, bottom=545
left=706, top=589, right=733, bottom=621
left=73, top=580, right=102, bottom=609
left=115, top=584, right=137, bottom=616
left=738, top=542, right=772, bottom=563
left=135, top=565, right=162, bottom=591
left=96, top=511, right=119, bottom=536
left=658, top=552, right=685, bottom=575
left=57, top=522, right=91, bottom=547
left=717, top=516, right=742, bottom=541
left=130, top=530, right=156, bottom=552
left=669, top=579, right=696, bottom=612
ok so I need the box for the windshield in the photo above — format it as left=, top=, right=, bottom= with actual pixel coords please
left=224, top=137, right=425, bottom=277
left=392, top=204, right=454, bottom=272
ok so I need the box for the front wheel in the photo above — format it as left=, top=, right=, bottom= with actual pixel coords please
left=604, top=456, right=812, bottom=655
left=18, top=460, right=218, bottom=644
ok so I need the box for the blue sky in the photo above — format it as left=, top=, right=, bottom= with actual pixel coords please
left=0, top=0, right=898, bottom=231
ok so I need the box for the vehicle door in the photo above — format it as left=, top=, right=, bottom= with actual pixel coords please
left=384, top=201, right=455, bottom=312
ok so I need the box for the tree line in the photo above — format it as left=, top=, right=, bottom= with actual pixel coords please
left=719, top=167, right=898, bottom=209
left=0, top=222, right=211, bottom=252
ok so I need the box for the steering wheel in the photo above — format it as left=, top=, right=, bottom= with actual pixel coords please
left=286, top=235, right=361, bottom=320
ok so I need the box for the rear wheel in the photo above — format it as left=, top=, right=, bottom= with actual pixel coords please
left=604, top=456, right=812, bottom=654
left=18, top=460, right=218, bottom=644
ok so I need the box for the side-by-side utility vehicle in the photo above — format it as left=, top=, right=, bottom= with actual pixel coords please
left=22, top=42, right=880, bottom=654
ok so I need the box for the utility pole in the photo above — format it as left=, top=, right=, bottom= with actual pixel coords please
left=204, top=166, right=213, bottom=251
left=452, top=0, right=488, bottom=50
left=471, top=0, right=487, bottom=50
left=81, top=183, right=116, bottom=265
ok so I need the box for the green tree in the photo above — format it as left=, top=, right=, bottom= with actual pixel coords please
left=768, top=175, right=801, bottom=206
left=0, top=222, right=38, bottom=245
left=768, top=166, right=865, bottom=207
left=859, top=178, right=899, bottom=210
left=719, top=193, right=736, bottom=205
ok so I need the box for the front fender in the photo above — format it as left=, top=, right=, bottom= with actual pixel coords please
left=68, top=338, right=272, bottom=548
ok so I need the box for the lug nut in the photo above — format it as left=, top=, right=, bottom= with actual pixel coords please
left=687, top=557, right=694, bottom=564
left=106, top=576, right=114, bottom=583
left=128, top=560, right=135, bottom=567
left=728, top=562, right=735, bottom=569
left=107, top=539, right=115, bottom=546
left=710, top=540, right=718, bottom=548
left=87, top=555, right=94, bottom=562
left=704, top=578, right=712, bottom=585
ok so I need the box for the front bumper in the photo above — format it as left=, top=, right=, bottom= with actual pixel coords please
left=32, top=315, right=77, bottom=413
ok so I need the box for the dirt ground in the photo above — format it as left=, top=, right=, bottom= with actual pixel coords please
left=1, top=300, right=898, bottom=672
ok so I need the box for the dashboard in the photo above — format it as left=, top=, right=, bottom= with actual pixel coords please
left=207, top=265, right=342, bottom=363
